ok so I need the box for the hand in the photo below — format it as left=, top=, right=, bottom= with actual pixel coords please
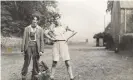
left=72, top=31, right=76, bottom=33
left=39, top=52, right=43, bottom=56
left=21, top=51, right=25, bottom=56
left=50, top=38, right=56, bottom=42
left=52, top=38, right=56, bottom=41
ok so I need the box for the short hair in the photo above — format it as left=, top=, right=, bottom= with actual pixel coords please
left=31, top=15, right=40, bottom=21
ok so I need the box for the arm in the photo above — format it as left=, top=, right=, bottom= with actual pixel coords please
left=66, top=26, right=75, bottom=32
left=48, top=31, right=56, bottom=40
left=21, top=28, right=26, bottom=52
left=45, top=30, right=56, bottom=40
left=66, top=32, right=77, bottom=42
left=65, top=26, right=77, bottom=42
left=40, top=28, right=45, bottom=53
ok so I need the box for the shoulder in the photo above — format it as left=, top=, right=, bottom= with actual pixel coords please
left=44, top=29, right=50, bottom=34
left=24, top=25, right=31, bottom=31
left=60, top=26, right=67, bottom=31
left=63, top=26, right=67, bottom=29
left=25, top=25, right=29, bottom=28
left=37, top=25, right=42, bottom=29
left=54, top=27, right=57, bottom=30
left=59, top=25, right=67, bottom=30
left=37, top=25, right=43, bottom=30
left=25, top=27, right=28, bottom=30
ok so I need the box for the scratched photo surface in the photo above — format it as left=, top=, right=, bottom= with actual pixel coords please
left=1, top=0, right=133, bottom=80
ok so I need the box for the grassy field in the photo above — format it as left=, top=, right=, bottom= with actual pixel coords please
left=1, top=42, right=133, bottom=80
left=1, top=37, right=92, bottom=54
left=1, top=37, right=133, bottom=80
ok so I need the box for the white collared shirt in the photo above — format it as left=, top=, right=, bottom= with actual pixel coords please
left=29, top=25, right=39, bottom=41
left=52, top=26, right=67, bottom=40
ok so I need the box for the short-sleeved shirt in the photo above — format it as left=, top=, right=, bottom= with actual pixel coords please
left=52, top=26, right=67, bottom=40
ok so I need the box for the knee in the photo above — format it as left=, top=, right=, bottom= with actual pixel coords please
left=52, top=61, right=57, bottom=67
left=65, top=60, right=71, bottom=67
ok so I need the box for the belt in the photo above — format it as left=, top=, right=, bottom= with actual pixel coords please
left=28, top=41, right=37, bottom=46
left=54, top=40, right=66, bottom=42
left=29, top=41, right=36, bottom=42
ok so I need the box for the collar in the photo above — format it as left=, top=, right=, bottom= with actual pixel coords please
left=29, top=25, right=39, bottom=29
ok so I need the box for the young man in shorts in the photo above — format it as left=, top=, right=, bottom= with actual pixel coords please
left=45, top=22, right=76, bottom=80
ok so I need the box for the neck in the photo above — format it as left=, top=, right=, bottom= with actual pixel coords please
left=31, top=25, right=37, bottom=28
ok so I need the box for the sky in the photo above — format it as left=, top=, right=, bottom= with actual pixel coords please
left=56, top=0, right=111, bottom=43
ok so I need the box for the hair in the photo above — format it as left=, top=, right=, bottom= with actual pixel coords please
left=54, top=21, right=59, bottom=27
left=31, top=15, right=40, bottom=21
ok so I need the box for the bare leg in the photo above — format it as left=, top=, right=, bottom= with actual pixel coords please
left=65, top=60, right=74, bottom=79
left=50, top=61, right=58, bottom=79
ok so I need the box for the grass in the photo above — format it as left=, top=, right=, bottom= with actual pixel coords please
left=1, top=37, right=22, bottom=53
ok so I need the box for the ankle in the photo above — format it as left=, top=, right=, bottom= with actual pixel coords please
left=50, top=75, right=54, bottom=79
left=22, top=75, right=26, bottom=78
left=70, top=76, right=74, bottom=79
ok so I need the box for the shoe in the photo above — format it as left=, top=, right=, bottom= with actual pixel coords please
left=70, top=76, right=76, bottom=80
left=50, top=78, right=54, bottom=80
left=22, top=75, right=26, bottom=80
left=31, top=75, right=39, bottom=80
left=50, top=76, right=54, bottom=80
left=22, top=78, right=26, bottom=80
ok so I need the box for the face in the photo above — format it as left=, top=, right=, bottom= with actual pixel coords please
left=57, top=19, right=61, bottom=26
left=49, top=23, right=55, bottom=31
left=32, top=17, right=38, bottom=27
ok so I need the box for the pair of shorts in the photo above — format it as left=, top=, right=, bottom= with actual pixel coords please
left=52, top=41, right=70, bottom=61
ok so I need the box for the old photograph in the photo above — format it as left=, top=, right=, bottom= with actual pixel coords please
left=1, top=0, right=133, bottom=80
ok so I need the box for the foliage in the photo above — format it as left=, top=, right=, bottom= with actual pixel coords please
left=106, top=0, right=114, bottom=14
left=93, top=32, right=104, bottom=39
left=1, top=1, right=60, bottom=37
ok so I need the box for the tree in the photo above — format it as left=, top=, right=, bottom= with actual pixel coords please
left=93, top=32, right=104, bottom=39
left=106, top=0, right=114, bottom=14
left=1, top=1, right=60, bottom=37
